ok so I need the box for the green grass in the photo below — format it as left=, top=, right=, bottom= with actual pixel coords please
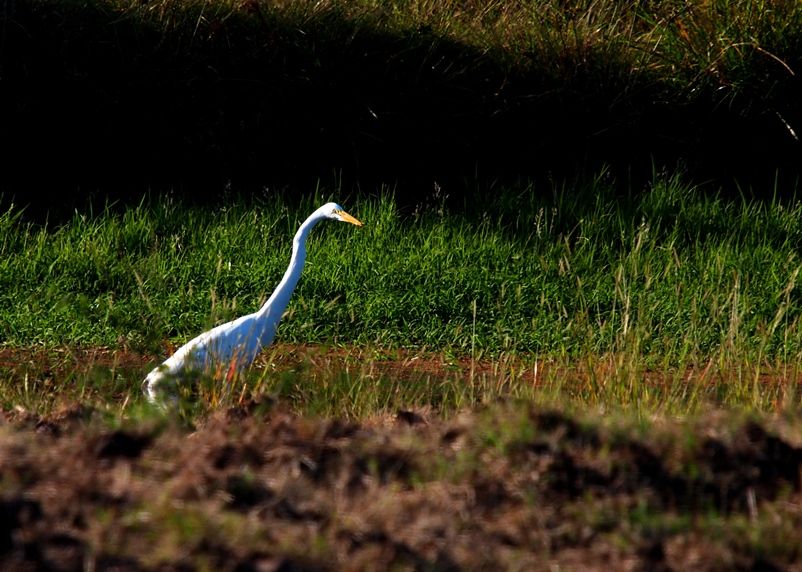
left=2, top=172, right=802, bottom=415
left=3, top=173, right=802, bottom=360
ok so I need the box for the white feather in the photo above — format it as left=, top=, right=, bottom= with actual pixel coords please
left=144, top=202, right=362, bottom=403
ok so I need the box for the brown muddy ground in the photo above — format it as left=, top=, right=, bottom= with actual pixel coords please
left=2, top=399, right=802, bottom=571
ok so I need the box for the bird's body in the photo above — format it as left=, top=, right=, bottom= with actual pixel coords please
left=144, top=202, right=363, bottom=403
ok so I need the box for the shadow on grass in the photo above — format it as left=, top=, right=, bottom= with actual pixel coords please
left=2, top=0, right=801, bottom=219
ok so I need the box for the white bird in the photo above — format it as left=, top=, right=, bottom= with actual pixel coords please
left=143, top=202, right=363, bottom=403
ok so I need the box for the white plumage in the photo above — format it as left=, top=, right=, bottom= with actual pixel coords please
left=144, top=202, right=363, bottom=403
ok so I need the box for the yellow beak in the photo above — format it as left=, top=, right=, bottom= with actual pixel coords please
left=339, top=210, right=364, bottom=227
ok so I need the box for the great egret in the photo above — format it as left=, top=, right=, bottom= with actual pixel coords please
left=143, top=202, right=363, bottom=403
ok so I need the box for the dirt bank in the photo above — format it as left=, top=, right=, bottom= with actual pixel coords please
left=1, top=401, right=801, bottom=571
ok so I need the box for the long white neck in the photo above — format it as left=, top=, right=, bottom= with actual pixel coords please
left=255, top=212, right=323, bottom=333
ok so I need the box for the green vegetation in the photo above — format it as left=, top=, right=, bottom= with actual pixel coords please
left=2, top=172, right=802, bottom=415
left=4, top=3, right=802, bottom=567
left=4, top=173, right=802, bottom=359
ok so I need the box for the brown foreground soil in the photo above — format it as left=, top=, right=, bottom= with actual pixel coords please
left=2, top=345, right=802, bottom=570
left=2, top=400, right=802, bottom=571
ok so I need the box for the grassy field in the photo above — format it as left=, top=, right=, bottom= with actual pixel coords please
left=3, top=159, right=802, bottom=572
left=3, top=2, right=802, bottom=567
left=2, top=172, right=802, bottom=416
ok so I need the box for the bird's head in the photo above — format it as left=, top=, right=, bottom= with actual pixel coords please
left=320, top=202, right=363, bottom=226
